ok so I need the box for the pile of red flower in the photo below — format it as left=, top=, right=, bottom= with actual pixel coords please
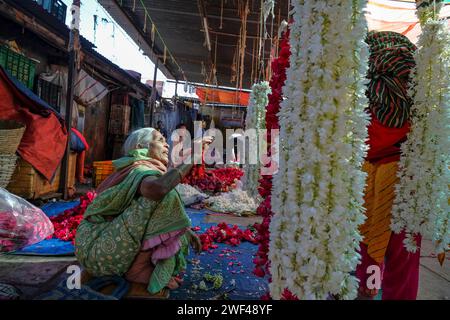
left=197, top=222, right=257, bottom=251
left=47, top=191, right=96, bottom=243
left=183, top=166, right=243, bottom=193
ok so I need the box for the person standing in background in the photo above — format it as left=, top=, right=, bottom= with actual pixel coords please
left=156, top=120, right=168, bottom=140
left=356, top=31, right=420, bottom=300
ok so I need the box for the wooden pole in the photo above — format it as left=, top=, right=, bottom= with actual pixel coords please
left=149, top=59, right=159, bottom=127
left=60, top=0, right=80, bottom=199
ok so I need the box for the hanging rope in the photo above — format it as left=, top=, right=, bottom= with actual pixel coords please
left=220, top=0, right=224, bottom=30
left=238, top=0, right=249, bottom=90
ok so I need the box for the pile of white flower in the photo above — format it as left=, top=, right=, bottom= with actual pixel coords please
left=392, top=0, right=450, bottom=254
left=175, top=184, right=209, bottom=206
left=242, top=81, right=271, bottom=199
left=269, top=0, right=369, bottom=300
left=204, top=189, right=258, bottom=216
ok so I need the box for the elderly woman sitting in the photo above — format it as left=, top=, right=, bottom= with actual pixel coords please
left=75, top=128, right=211, bottom=294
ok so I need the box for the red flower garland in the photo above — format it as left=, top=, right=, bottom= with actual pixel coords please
left=48, top=191, right=96, bottom=243
left=252, top=30, right=297, bottom=300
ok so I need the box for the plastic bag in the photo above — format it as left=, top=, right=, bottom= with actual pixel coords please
left=0, top=187, right=54, bottom=252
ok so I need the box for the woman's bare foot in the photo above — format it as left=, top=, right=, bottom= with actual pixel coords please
left=124, top=251, right=153, bottom=284
left=167, top=277, right=180, bottom=290
left=173, top=276, right=184, bottom=285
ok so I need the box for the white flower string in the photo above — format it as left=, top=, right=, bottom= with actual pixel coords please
left=392, top=0, right=450, bottom=254
left=243, top=81, right=271, bottom=199
left=269, top=0, right=369, bottom=300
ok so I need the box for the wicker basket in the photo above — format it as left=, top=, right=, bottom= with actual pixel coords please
left=0, top=120, right=26, bottom=154
left=0, top=154, right=18, bottom=188
left=6, top=153, right=77, bottom=199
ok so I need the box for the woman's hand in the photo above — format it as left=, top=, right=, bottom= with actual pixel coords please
left=192, top=136, right=214, bottom=164
left=192, top=136, right=214, bottom=148
left=186, top=229, right=202, bottom=254
left=202, top=136, right=214, bottom=146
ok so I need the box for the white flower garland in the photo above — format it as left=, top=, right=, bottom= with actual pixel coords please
left=204, top=189, right=259, bottom=216
left=391, top=0, right=450, bottom=254
left=175, top=184, right=208, bottom=206
left=269, top=0, right=369, bottom=300
left=242, top=81, right=271, bottom=199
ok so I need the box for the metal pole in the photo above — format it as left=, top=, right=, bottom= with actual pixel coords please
left=149, top=59, right=159, bottom=127
left=60, top=0, right=80, bottom=199
left=175, top=79, right=178, bottom=97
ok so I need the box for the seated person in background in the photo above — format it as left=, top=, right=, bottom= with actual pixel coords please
left=75, top=128, right=212, bottom=294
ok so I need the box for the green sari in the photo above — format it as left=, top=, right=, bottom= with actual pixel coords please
left=75, top=149, right=191, bottom=294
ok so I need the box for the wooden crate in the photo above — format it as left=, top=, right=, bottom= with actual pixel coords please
left=6, top=152, right=77, bottom=199
left=92, top=160, right=114, bottom=188
left=109, top=104, right=131, bottom=135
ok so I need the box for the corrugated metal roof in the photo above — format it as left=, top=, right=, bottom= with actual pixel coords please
left=98, top=0, right=290, bottom=89
left=1, top=0, right=152, bottom=95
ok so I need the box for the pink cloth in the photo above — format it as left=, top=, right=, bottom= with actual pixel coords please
left=142, top=228, right=188, bottom=265
left=356, top=231, right=421, bottom=300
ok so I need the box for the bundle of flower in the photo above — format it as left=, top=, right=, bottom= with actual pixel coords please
left=0, top=207, right=54, bottom=252
left=204, top=189, right=258, bottom=216
left=48, top=191, right=96, bottom=243
left=252, top=28, right=290, bottom=281
left=269, top=1, right=369, bottom=300
left=183, top=166, right=243, bottom=193
left=197, top=222, right=257, bottom=251
left=175, top=183, right=209, bottom=206
left=392, top=0, right=450, bottom=257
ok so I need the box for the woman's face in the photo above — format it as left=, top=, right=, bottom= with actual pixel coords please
left=148, top=130, right=169, bottom=165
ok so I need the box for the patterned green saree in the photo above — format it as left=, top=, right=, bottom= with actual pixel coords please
left=75, top=149, right=191, bottom=294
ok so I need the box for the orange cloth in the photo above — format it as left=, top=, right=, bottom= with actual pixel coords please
left=196, top=88, right=249, bottom=106
left=360, top=160, right=399, bottom=263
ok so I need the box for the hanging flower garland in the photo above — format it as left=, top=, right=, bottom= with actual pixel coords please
left=252, top=28, right=290, bottom=283
left=243, top=81, right=271, bottom=199
left=269, top=1, right=370, bottom=300
left=392, top=0, right=450, bottom=255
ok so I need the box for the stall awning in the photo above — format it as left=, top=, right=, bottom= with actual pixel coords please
left=367, top=0, right=450, bottom=44
left=196, top=88, right=249, bottom=106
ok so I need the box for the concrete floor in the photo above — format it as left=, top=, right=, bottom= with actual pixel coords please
left=0, top=238, right=448, bottom=300
left=417, top=239, right=450, bottom=300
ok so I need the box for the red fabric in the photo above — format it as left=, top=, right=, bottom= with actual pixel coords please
left=0, top=68, right=67, bottom=181
left=356, top=231, right=421, bottom=300
left=71, top=128, right=89, bottom=151
left=367, top=111, right=410, bottom=164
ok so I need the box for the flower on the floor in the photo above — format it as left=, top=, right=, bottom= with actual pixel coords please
left=197, top=222, right=257, bottom=251
left=48, top=191, right=96, bottom=243
left=204, top=189, right=258, bottom=216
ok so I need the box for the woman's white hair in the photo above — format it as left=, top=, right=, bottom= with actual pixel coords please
left=123, top=127, right=155, bottom=155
